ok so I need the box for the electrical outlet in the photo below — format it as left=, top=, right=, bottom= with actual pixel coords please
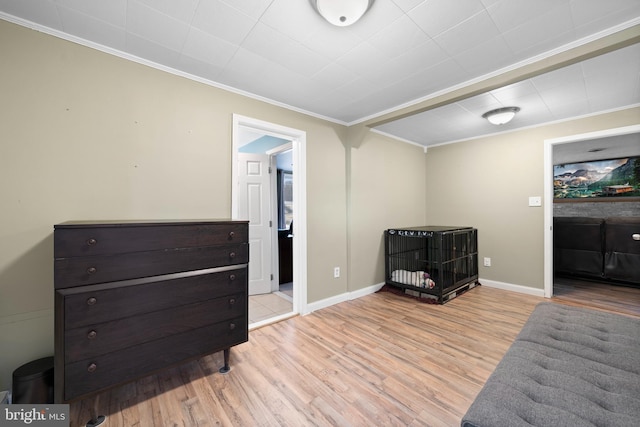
left=483, top=257, right=491, bottom=267
left=334, top=267, right=340, bottom=278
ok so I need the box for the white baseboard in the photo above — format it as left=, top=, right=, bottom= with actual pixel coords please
left=304, top=279, right=545, bottom=315
left=479, top=278, right=546, bottom=297
left=305, top=282, right=384, bottom=314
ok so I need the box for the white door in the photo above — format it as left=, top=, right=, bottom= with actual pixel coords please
left=238, top=152, right=272, bottom=295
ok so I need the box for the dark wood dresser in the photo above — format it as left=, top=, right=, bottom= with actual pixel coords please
left=53, top=220, right=249, bottom=403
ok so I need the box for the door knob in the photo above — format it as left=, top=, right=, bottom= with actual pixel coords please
left=633, top=234, right=640, bottom=241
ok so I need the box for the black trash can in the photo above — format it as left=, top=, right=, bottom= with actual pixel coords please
left=12, top=356, right=54, bottom=404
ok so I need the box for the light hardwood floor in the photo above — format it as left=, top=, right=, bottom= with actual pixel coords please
left=552, top=276, right=640, bottom=317
left=69, top=283, right=638, bottom=427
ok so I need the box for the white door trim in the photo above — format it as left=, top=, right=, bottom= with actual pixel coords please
left=543, top=124, right=640, bottom=298
left=232, top=114, right=308, bottom=316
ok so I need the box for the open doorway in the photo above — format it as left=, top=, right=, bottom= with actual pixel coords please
left=231, top=115, right=308, bottom=328
left=543, top=124, right=640, bottom=300
left=275, top=149, right=294, bottom=300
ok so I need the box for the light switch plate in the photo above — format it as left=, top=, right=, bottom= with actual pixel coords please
left=528, top=196, right=542, bottom=207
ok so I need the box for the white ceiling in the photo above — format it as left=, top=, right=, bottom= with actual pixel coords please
left=375, top=44, right=640, bottom=146
left=1, top=0, right=639, bottom=148
left=553, top=132, right=640, bottom=165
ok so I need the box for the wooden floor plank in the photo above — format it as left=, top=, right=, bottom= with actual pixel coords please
left=67, top=282, right=638, bottom=427
left=552, top=276, right=640, bottom=317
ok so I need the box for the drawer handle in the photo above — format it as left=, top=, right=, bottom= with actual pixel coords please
left=87, top=297, right=97, bottom=306
left=86, top=238, right=97, bottom=246
left=229, top=274, right=236, bottom=281
left=87, top=266, right=97, bottom=275
left=87, top=330, right=97, bottom=340
left=229, top=323, right=236, bottom=331
left=229, top=298, right=236, bottom=305
left=229, top=252, right=236, bottom=259
left=228, top=231, right=235, bottom=239
left=633, top=234, right=640, bottom=241
left=87, top=363, right=97, bottom=373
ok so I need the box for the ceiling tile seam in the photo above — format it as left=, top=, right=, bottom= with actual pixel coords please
left=487, top=3, right=542, bottom=61
left=123, top=0, right=129, bottom=38
left=177, top=17, right=202, bottom=56
left=566, top=0, right=579, bottom=43
left=351, top=62, right=445, bottom=106
left=127, top=1, right=210, bottom=57
left=389, top=0, right=423, bottom=15
left=50, top=3, right=65, bottom=32
left=578, top=61, right=591, bottom=118
left=247, top=17, right=357, bottom=83
left=233, top=15, right=266, bottom=54
left=461, top=7, right=501, bottom=38
left=502, top=15, right=577, bottom=59
left=483, top=1, right=501, bottom=31
left=482, top=3, right=518, bottom=59
left=183, top=0, right=201, bottom=27
left=220, top=0, right=274, bottom=23
left=191, top=1, right=269, bottom=72
left=428, top=14, right=480, bottom=59
left=57, top=4, right=125, bottom=33
left=458, top=102, right=475, bottom=117
left=445, top=43, right=499, bottom=80
left=178, top=33, right=239, bottom=77
left=189, top=3, right=277, bottom=86
left=401, top=8, right=438, bottom=47
left=352, top=19, right=640, bottom=127
left=528, top=75, right=553, bottom=121
left=301, top=9, right=404, bottom=68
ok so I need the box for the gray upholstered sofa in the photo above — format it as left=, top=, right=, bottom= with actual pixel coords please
left=461, top=302, right=640, bottom=427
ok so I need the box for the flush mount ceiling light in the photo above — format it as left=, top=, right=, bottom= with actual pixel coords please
left=482, top=107, right=521, bottom=125
left=310, top=0, right=375, bottom=27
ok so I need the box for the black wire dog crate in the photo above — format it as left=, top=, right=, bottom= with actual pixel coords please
left=384, top=226, right=479, bottom=304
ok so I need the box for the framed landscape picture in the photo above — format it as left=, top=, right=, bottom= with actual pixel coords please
left=553, top=156, right=640, bottom=201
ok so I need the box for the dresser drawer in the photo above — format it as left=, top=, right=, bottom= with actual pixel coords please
left=60, top=267, right=247, bottom=328
left=64, top=293, right=245, bottom=363
left=63, top=316, right=247, bottom=401
left=55, top=244, right=248, bottom=288
left=54, top=220, right=249, bottom=404
left=54, top=222, right=248, bottom=257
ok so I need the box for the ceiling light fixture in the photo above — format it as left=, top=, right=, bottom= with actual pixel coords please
left=482, top=107, right=520, bottom=125
left=310, top=0, right=375, bottom=27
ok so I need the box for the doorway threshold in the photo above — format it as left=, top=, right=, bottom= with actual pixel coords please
left=249, top=311, right=298, bottom=331
left=249, top=291, right=296, bottom=329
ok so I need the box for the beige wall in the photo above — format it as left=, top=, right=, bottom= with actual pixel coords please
left=423, top=107, right=640, bottom=290
left=348, top=132, right=426, bottom=291
left=0, top=20, right=352, bottom=390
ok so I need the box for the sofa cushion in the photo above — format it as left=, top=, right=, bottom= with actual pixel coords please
left=461, top=302, right=640, bottom=427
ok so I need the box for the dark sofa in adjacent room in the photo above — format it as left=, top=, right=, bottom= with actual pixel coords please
left=553, top=216, right=640, bottom=285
